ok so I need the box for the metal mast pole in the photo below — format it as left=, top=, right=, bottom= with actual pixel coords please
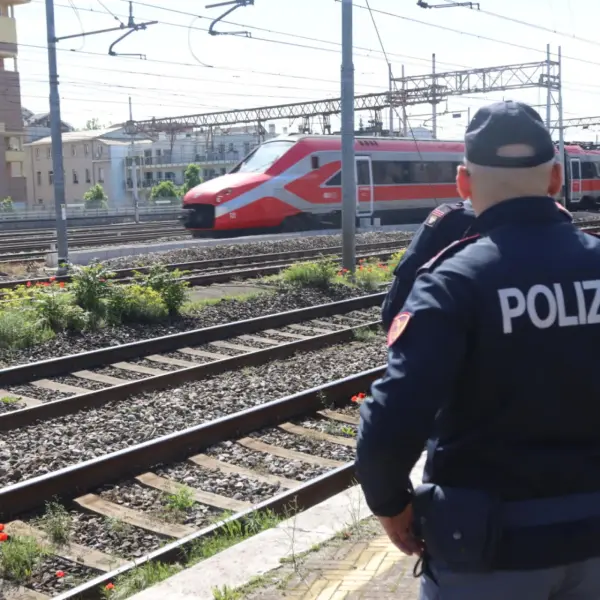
left=388, top=62, right=393, bottom=136
left=129, top=96, right=140, bottom=224
left=545, top=44, right=551, bottom=129
left=432, top=53, right=437, bottom=139
left=45, top=0, right=69, bottom=274
left=557, top=45, right=566, bottom=207
left=341, top=0, right=356, bottom=272
left=401, top=65, right=408, bottom=136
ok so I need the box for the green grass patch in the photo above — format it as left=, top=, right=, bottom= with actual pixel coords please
left=102, top=509, right=283, bottom=599
left=182, top=290, right=269, bottom=315
left=37, top=501, right=72, bottom=547
left=352, top=327, right=379, bottom=343
left=0, top=535, right=48, bottom=584
left=0, top=395, right=20, bottom=405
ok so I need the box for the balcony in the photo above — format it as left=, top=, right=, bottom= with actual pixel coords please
left=0, top=16, right=17, bottom=58
left=5, top=149, right=24, bottom=163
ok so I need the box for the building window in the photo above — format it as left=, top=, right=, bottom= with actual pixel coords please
left=218, top=144, right=225, bottom=155
left=49, top=171, right=54, bottom=184
left=96, top=145, right=103, bottom=158
left=244, top=142, right=250, bottom=155
left=36, top=171, right=41, bottom=185
left=46, top=148, right=51, bottom=159
left=98, top=167, right=105, bottom=183
left=71, top=145, right=76, bottom=157
left=228, top=143, right=234, bottom=153
left=84, top=144, right=89, bottom=156
left=85, top=168, right=91, bottom=183
left=73, top=170, right=79, bottom=184
left=35, top=148, right=39, bottom=159
left=37, top=198, right=43, bottom=205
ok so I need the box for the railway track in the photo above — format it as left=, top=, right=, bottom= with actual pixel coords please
left=0, top=240, right=406, bottom=291
left=0, top=294, right=387, bottom=599
left=0, top=227, right=188, bottom=260
left=0, top=364, right=381, bottom=599
left=0, top=292, right=386, bottom=428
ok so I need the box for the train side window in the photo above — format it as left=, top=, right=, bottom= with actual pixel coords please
left=595, top=163, right=600, bottom=178
left=356, top=161, right=371, bottom=185
left=582, top=162, right=595, bottom=179
left=311, top=156, right=320, bottom=170
left=436, top=162, right=456, bottom=183
left=372, top=161, right=410, bottom=184
left=410, top=162, right=430, bottom=183
left=325, top=172, right=341, bottom=186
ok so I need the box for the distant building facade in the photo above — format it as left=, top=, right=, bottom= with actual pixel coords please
left=24, top=127, right=151, bottom=209
left=0, top=0, right=30, bottom=204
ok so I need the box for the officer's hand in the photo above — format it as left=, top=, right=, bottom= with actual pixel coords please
left=377, top=504, right=422, bottom=556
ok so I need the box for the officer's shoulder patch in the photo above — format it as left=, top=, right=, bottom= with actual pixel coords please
left=417, top=234, right=481, bottom=275
left=424, top=203, right=464, bottom=228
left=387, top=312, right=412, bottom=347
left=555, top=202, right=572, bottom=220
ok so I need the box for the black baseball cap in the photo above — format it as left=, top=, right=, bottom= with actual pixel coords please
left=465, top=100, right=556, bottom=168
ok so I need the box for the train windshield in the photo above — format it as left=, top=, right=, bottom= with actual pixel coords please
left=235, top=140, right=295, bottom=174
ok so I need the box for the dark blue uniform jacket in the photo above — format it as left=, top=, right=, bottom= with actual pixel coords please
left=358, top=196, right=600, bottom=570
left=381, top=201, right=476, bottom=331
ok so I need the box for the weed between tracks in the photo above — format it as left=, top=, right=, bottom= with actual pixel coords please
left=99, top=509, right=283, bottom=600
left=270, top=251, right=404, bottom=293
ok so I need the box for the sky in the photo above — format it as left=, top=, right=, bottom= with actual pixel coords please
left=12, top=0, right=600, bottom=141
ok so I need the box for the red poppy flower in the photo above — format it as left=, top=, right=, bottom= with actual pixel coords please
left=0, top=533, right=8, bottom=542
left=59, top=282, right=65, bottom=288
left=26, top=281, right=31, bottom=288
left=0, top=524, right=4, bottom=532
left=49, top=276, right=56, bottom=282
left=105, top=583, right=115, bottom=590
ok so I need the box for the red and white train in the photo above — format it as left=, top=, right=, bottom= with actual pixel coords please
left=180, top=135, right=600, bottom=235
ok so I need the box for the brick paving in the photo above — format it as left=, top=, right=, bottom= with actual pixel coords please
left=245, top=522, right=421, bottom=600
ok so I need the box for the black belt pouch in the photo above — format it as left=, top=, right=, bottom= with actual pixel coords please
left=412, top=484, right=502, bottom=573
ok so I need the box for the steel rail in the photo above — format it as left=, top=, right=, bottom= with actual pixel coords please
left=0, top=365, right=382, bottom=519
left=0, top=320, right=381, bottom=430
left=0, top=292, right=385, bottom=388
left=55, top=464, right=356, bottom=600
left=0, top=240, right=408, bottom=289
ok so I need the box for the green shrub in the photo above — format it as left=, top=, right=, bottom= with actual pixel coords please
left=136, top=264, right=189, bottom=315
left=70, top=264, right=115, bottom=316
left=107, top=285, right=168, bottom=324
left=0, top=309, right=54, bottom=349
left=83, top=184, right=108, bottom=209
left=280, top=259, right=338, bottom=289
left=0, top=536, right=48, bottom=583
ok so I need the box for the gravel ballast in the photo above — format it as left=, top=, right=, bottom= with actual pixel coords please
left=206, top=441, right=330, bottom=482
left=67, top=509, right=165, bottom=559
left=0, top=338, right=386, bottom=486
left=155, top=463, right=282, bottom=504
left=250, top=428, right=355, bottom=462
left=0, top=285, right=367, bottom=369
left=101, top=231, right=411, bottom=271
left=99, top=481, right=222, bottom=528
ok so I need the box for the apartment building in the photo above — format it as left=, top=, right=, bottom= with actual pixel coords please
left=0, top=0, right=30, bottom=204
left=125, top=124, right=281, bottom=198
left=22, top=108, right=75, bottom=143
left=24, top=128, right=150, bottom=208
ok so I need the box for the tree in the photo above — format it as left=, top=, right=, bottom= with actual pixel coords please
left=182, top=164, right=203, bottom=195
left=0, top=197, right=13, bottom=212
left=85, top=118, right=102, bottom=131
left=150, top=181, right=181, bottom=205
left=83, top=184, right=108, bottom=209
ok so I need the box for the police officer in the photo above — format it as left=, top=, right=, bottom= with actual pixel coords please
left=356, top=100, right=600, bottom=599
left=381, top=200, right=476, bottom=331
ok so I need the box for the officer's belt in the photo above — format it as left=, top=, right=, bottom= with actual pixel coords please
left=413, top=484, right=600, bottom=573
left=502, top=490, right=600, bottom=528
